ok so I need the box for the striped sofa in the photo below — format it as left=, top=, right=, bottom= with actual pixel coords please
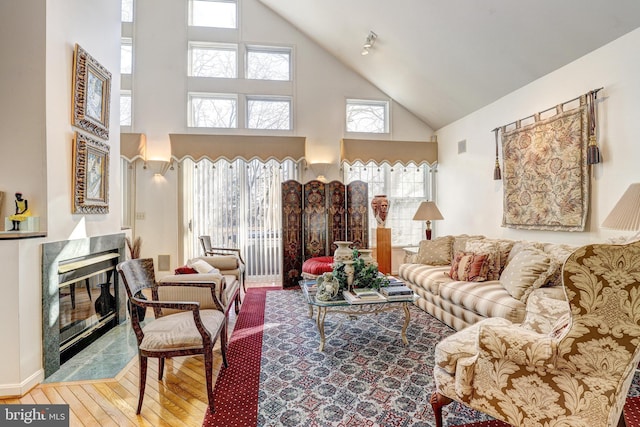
left=398, top=235, right=574, bottom=331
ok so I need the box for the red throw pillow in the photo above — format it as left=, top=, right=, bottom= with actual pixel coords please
left=175, top=266, right=198, bottom=275
left=449, top=252, right=490, bottom=282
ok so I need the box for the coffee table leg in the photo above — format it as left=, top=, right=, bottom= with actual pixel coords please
left=308, top=303, right=314, bottom=318
left=316, top=307, right=327, bottom=351
left=401, top=302, right=410, bottom=345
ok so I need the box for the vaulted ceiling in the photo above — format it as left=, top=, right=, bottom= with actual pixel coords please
left=259, top=0, right=640, bottom=130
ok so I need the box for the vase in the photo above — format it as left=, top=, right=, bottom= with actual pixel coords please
left=371, top=195, right=389, bottom=228
left=358, top=249, right=377, bottom=267
left=333, top=241, right=353, bottom=264
left=95, top=282, right=116, bottom=318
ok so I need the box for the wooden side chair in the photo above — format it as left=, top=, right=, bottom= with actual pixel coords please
left=116, top=258, right=227, bottom=414
left=199, top=235, right=246, bottom=292
left=431, top=240, right=640, bottom=427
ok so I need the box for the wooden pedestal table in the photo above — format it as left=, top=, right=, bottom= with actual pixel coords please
left=376, top=227, right=392, bottom=274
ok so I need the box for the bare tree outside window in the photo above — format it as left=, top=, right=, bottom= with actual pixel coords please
left=190, top=0, right=237, bottom=29
left=247, top=98, right=291, bottom=130
left=189, top=94, right=237, bottom=128
left=247, top=48, right=291, bottom=81
left=120, top=92, right=132, bottom=126
left=346, top=99, right=388, bottom=133
left=189, top=43, right=237, bottom=78
left=344, top=161, right=431, bottom=246
left=121, top=38, right=133, bottom=74
left=121, top=0, right=133, bottom=22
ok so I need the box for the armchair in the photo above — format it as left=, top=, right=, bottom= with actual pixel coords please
left=431, top=240, right=640, bottom=427
left=199, top=235, right=246, bottom=292
left=116, top=258, right=227, bottom=414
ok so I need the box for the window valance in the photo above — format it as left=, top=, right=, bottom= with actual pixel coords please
left=341, top=138, right=437, bottom=166
left=169, top=134, right=306, bottom=163
left=120, top=133, right=146, bottom=162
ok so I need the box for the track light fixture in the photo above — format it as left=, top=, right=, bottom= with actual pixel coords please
left=361, top=31, right=377, bottom=56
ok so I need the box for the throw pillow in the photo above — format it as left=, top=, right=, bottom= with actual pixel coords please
left=499, top=248, right=559, bottom=303
left=174, top=266, right=198, bottom=275
left=449, top=251, right=490, bottom=282
left=465, top=239, right=501, bottom=281
left=416, top=235, right=454, bottom=265
left=188, top=259, right=220, bottom=274
left=542, top=243, right=577, bottom=287
left=452, top=234, right=485, bottom=259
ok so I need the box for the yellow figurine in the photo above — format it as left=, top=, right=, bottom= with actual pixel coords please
left=9, top=192, right=31, bottom=231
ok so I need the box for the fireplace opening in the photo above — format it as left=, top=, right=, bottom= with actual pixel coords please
left=42, top=234, right=126, bottom=378
left=58, top=251, right=119, bottom=365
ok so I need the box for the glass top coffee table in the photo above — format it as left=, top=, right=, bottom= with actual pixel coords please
left=299, top=280, right=416, bottom=351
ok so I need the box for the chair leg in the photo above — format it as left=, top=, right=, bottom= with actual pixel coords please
left=204, top=347, right=215, bottom=413
left=137, top=355, right=148, bottom=415
left=158, top=357, right=165, bottom=380
left=221, top=321, right=229, bottom=368
left=234, top=292, right=241, bottom=315
left=85, top=279, right=92, bottom=301
left=430, top=392, right=452, bottom=427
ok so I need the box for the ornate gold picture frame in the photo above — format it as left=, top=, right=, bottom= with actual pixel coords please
left=73, top=132, right=110, bottom=214
left=72, top=44, right=111, bottom=140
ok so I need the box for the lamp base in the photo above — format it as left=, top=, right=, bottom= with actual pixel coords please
left=425, top=229, right=432, bottom=240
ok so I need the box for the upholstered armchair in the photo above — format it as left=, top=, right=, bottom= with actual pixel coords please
left=431, top=240, right=640, bottom=427
left=199, top=235, right=246, bottom=292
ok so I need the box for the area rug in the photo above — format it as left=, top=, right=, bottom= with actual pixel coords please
left=205, top=289, right=640, bottom=427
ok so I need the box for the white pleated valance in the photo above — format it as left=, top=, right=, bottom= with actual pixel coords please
left=341, top=139, right=437, bottom=166
left=169, top=134, right=306, bottom=163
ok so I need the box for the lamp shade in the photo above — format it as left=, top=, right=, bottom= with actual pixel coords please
left=413, top=201, right=444, bottom=221
left=602, top=183, right=640, bottom=231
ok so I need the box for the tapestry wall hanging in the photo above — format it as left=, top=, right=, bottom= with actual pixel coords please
left=501, top=95, right=589, bottom=231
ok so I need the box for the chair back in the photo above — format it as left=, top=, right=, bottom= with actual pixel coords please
left=558, top=240, right=640, bottom=422
left=117, top=258, right=156, bottom=299
left=199, top=235, right=213, bottom=255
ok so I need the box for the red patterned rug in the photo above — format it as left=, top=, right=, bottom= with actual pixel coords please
left=202, top=288, right=270, bottom=427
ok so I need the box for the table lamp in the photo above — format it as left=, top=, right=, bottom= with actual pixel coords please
left=413, top=201, right=444, bottom=240
left=601, top=183, right=640, bottom=242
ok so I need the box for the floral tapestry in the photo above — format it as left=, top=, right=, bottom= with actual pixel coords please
left=502, top=97, right=589, bottom=231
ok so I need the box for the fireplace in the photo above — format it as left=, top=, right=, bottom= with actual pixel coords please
left=42, top=234, right=126, bottom=378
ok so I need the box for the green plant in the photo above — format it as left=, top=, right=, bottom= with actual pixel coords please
left=333, top=249, right=389, bottom=291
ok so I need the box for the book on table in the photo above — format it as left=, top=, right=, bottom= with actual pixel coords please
left=343, top=290, right=387, bottom=304
left=380, top=285, right=413, bottom=296
left=384, top=293, right=415, bottom=302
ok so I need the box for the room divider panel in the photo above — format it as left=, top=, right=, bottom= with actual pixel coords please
left=281, top=180, right=368, bottom=288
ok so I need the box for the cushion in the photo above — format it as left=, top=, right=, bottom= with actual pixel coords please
left=416, top=236, right=454, bottom=265
left=302, top=256, right=334, bottom=275
left=542, top=243, right=577, bottom=287
left=449, top=252, right=491, bottom=282
left=188, top=259, right=220, bottom=274
left=175, top=265, right=198, bottom=275
left=452, top=234, right=485, bottom=259
left=499, top=248, right=558, bottom=303
left=465, top=239, right=501, bottom=280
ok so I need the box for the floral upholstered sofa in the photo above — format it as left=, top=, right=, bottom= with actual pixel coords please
left=398, top=235, right=575, bottom=331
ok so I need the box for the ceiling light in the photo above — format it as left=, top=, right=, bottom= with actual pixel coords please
left=361, top=31, right=377, bottom=55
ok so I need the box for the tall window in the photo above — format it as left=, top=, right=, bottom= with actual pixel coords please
left=182, top=158, right=300, bottom=280
left=346, top=99, right=389, bottom=133
left=247, top=96, right=291, bottom=130
left=344, top=161, right=433, bottom=246
left=120, top=91, right=132, bottom=126
left=246, top=46, right=291, bottom=81
left=121, top=0, right=133, bottom=22
left=188, top=93, right=238, bottom=128
left=189, top=0, right=237, bottom=29
left=189, top=42, right=237, bottom=78
left=121, top=38, right=133, bottom=74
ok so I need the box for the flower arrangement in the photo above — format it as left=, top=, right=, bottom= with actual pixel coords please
left=331, top=249, right=389, bottom=291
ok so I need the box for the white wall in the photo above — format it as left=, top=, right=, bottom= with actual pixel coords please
left=130, top=0, right=433, bottom=269
left=0, top=0, right=121, bottom=396
left=436, top=28, right=640, bottom=246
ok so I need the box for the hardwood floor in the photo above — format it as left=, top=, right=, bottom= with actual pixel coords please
left=0, top=282, right=280, bottom=427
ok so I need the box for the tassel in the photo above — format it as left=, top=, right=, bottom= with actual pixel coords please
left=587, top=90, right=601, bottom=165
left=493, top=128, right=502, bottom=180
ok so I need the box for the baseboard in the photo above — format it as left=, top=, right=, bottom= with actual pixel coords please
left=0, top=369, right=44, bottom=398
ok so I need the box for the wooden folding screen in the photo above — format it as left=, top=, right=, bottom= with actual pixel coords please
left=281, top=180, right=368, bottom=288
